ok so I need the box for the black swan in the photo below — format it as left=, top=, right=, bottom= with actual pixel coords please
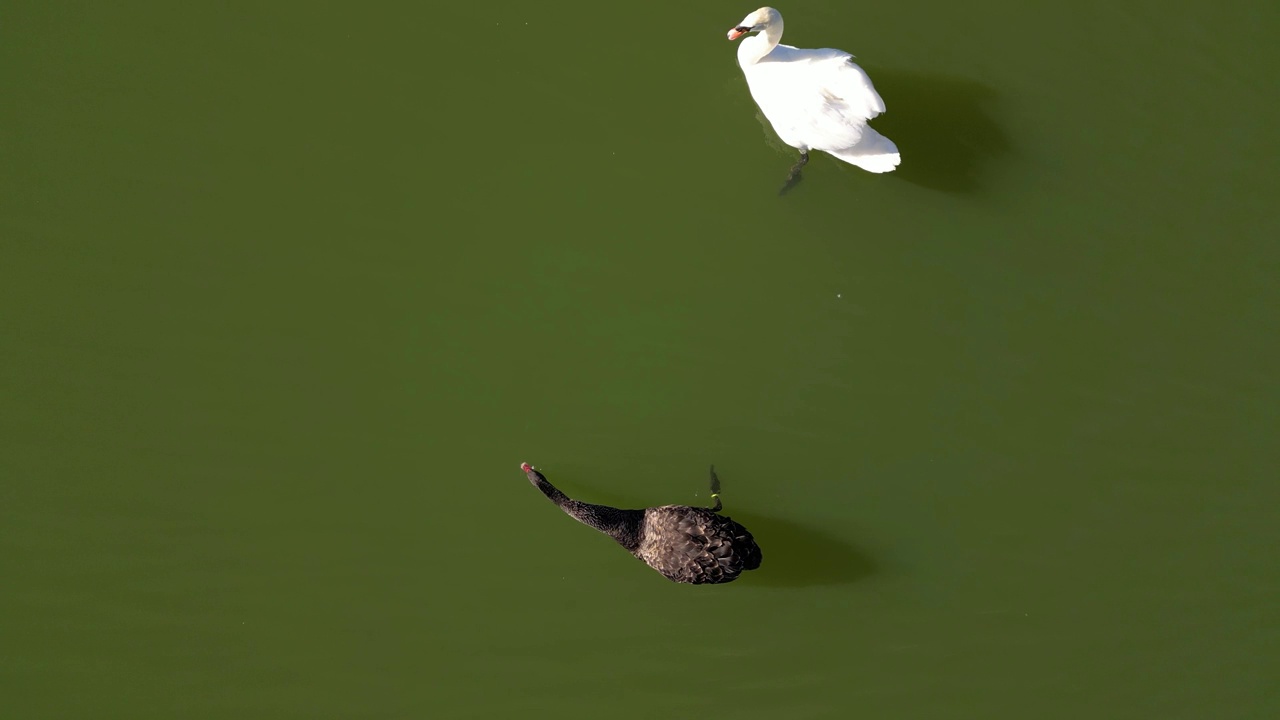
left=520, top=462, right=762, bottom=585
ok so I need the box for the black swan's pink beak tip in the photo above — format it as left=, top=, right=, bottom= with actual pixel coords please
left=520, top=462, right=532, bottom=472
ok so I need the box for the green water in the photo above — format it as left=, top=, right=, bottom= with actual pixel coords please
left=3, top=2, right=1277, bottom=717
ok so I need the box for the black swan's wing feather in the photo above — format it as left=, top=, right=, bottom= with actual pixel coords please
left=636, top=507, right=763, bottom=584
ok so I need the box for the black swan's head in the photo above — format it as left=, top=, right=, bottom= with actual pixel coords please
left=520, top=462, right=543, bottom=486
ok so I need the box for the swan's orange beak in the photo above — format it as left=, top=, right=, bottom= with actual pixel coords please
left=727, top=27, right=748, bottom=41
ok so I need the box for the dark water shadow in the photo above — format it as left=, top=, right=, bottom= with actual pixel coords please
left=728, top=510, right=878, bottom=588
left=864, top=69, right=1010, bottom=195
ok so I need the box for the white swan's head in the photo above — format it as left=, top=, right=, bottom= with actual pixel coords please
left=727, top=7, right=781, bottom=41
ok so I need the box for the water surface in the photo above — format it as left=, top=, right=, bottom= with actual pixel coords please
left=3, top=2, right=1277, bottom=718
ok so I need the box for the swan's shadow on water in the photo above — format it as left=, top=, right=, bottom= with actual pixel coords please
left=729, top=510, right=877, bottom=588
left=753, top=69, right=1009, bottom=195
left=869, top=69, right=1010, bottom=194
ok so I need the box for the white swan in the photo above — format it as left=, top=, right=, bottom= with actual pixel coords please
left=727, top=7, right=900, bottom=183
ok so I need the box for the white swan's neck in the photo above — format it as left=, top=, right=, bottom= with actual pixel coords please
left=738, top=20, right=784, bottom=65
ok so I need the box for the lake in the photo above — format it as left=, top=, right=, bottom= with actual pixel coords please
left=2, top=1, right=1277, bottom=718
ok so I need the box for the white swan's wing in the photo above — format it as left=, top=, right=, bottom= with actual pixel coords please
left=739, top=41, right=899, bottom=171
left=746, top=46, right=890, bottom=154
left=820, top=51, right=886, bottom=121
left=828, top=125, right=900, bottom=172
left=815, top=53, right=899, bottom=170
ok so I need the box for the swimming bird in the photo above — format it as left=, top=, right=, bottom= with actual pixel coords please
left=727, top=7, right=900, bottom=192
left=520, top=463, right=762, bottom=585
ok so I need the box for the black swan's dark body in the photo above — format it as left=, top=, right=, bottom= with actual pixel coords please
left=520, top=463, right=762, bottom=585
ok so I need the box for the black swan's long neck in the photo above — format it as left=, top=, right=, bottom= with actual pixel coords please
left=528, top=470, right=644, bottom=552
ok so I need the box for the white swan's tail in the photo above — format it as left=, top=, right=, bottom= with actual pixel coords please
left=829, top=126, right=901, bottom=173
